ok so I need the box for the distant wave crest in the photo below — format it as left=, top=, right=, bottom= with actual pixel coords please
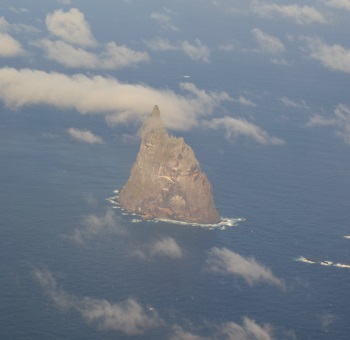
left=295, top=256, right=350, bottom=269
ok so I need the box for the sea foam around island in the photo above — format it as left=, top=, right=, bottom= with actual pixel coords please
left=295, top=256, right=350, bottom=269
left=107, top=190, right=244, bottom=230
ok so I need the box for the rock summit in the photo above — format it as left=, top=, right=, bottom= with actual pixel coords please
left=119, top=105, right=220, bottom=224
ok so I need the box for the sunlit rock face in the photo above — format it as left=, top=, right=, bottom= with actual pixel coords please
left=119, top=105, right=220, bottom=224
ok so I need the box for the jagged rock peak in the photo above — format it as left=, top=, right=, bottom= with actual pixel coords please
left=119, top=105, right=220, bottom=224
left=151, top=105, right=160, bottom=117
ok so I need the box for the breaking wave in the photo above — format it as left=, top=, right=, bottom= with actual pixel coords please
left=152, top=217, right=245, bottom=230
left=295, top=256, right=350, bottom=269
left=107, top=191, right=244, bottom=229
left=343, top=235, right=350, bottom=239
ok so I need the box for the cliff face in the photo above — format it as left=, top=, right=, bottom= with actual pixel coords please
left=119, top=105, right=220, bottom=224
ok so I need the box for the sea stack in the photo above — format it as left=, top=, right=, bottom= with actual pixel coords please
left=119, top=105, right=220, bottom=224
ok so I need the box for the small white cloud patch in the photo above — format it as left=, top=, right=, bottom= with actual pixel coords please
left=204, top=117, right=284, bottom=145
left=67, top=128, right=103, bottom=144
left=135, top=237, right=183, bottom=259
left=302, top=36, right=350, bottom=74
left=66, top=209, right=126, bottom=244
left=0, top=32, right=24, bottom=57
left=307, top=104, right=350, bottom=144
left=252, top=28, right=285, bottom=54
left=46, top=8, right=96, bottom=47
left=33, top=268, right=162, bottom=335
left=206, top=247, right=285, bottom=288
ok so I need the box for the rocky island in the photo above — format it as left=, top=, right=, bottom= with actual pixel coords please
left=119, top=105, right=220, bottom=224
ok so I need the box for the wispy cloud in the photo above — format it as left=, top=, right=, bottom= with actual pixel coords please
left=252, top=28, right=285, bottom=54
left=307, top=104, right=350, bottom=144
left=251, top=1, right=328, bottom=25
left=171, top=318, right=273, bottom=340
left=33, top=268, right=162, bottom=334
left=301, top=36, right=350, bottom=74
left=180, top=39, right=210, bottom=63
left=0, top=32, right=24, bottom=57
left=0, top=67, right=230, bottom=131
left=0, top=16, right=38, bottom=33
left=135, top=237, right=184, bottom=259
left=150, top=8, right=180, bottom=32
left=146, top=37, right=210, bottom=63
left=235, top=95, right=257, bottom=107
left=206, top=247, right=285, bottom=288
left=204, top=117, right=284, bottom=145
left=280, top=97, right=308, bottom=109
left=35, top=39, right=149, bottom=69
left=324, top=0, right=350, bottom=11
left=67, top=127, right=103, bottom=144
left=65, top=209, right=126, bottom=244
left=38, top=9, right=149, bottom=69
left=46, top=8, right=96, bottom=47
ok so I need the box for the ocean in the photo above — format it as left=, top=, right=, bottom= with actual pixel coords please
left=1, top=60, right=350, bottom=339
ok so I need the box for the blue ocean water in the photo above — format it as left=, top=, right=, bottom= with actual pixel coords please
left=1, top=65, right=350, bottom=339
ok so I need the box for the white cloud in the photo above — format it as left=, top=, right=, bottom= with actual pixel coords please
left=324, top=0, right=350, bottom=11
left=136, top=237, right=184, bottom=259
left=219, top=318, right=272, bottom=340
left=181, top=39, right=210, bottom=63
left=147, top=38, right=210, bottom=63
left=302, top=36, right=350, bottom=74
left=251, top=1, right=328, bottom=25
left=236, top=96, right=257, bottom=107
left=0, top=67, right=230, bottom=131
left=280, top=97, right=308, bottom=109
left=66, top=210, right=126, bottom=244
left=35, top=39, right=149, bottom=69
left=307, top=104, right=350, bottom=144
left=33, top=268, right=162, bottom=334
left=0, top=16, right=39, bottom=34
left=46, top=8, right=96, bottom=47
left=204, top=117, right=284, bottom=145
left=252, top=28, right=285, bottom=54
left=67, top=127, right=103, bottom=144
left=150, top=8, right=180, bottom=32
left=206, top=247, right=285, bottom=288
left=0, top=32, right=24, bottom=56
left=146, top=37, right=177, bottom=51
left=9, top=6, right=29, bottom=14
left=171, top=318, right=273, bottom=340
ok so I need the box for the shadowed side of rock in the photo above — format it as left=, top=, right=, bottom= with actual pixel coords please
left=119, top=105, right=220, bottom=224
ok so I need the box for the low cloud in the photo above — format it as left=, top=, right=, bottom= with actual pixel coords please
left=46, top=8, right=96, bottom=47
left=66, top=209, right=126, bottom=244
left=35, top=39, right=149, bottom=69
left=204, top=117, right=284, bottom=145
left=146, top=37, right=210, bottom=63
left=171, top=318, right=273, bottom=340
left=33, top=268, right=162, bottom=335
left=150, top=8, right=180, bottom=32
left=67, top=128, right=103, bottom=144
left=251, top=1, right=327, bottom=25
left=236, top=95, right=257, bottom=107
left=206, top=247, right=285, bottom=288
left=280, top=97, right=308, bottom=109
left=307, top=104, right=350, bottom=144
left=0, top=32, right=24, bottom=57
left=181, top=39, right=210, bottom=63
left=324, top=0, right=350, bottom=11
left=0, top=67, right=230, bottom=131
left=252, top=28, right=285, bottom=54
left=135, top=237, right=184, bottom=259
left=302, top=36, right=350, bottom=74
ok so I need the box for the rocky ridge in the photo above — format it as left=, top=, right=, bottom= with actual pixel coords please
left=119, top=105, right=220, bottom=224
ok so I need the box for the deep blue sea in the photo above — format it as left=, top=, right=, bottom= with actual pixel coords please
left=1, top=59, right=350, bottom=339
